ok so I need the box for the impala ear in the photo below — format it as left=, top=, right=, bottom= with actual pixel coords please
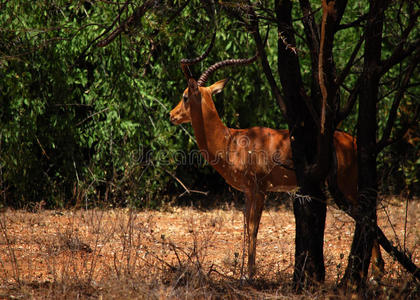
left=209, top=78, right=229, bottom=95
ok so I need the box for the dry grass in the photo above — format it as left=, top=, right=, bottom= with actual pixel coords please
left=0, top=197, right=418, bottom=299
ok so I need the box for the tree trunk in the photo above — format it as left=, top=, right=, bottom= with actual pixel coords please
left=341, top=0, right=388, bottom=289
left=274, top=0, right=328, bottom=288
left=293, top=185, right=326, bottom=287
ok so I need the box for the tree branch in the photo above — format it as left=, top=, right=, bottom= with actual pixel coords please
left=298, top=0, right=321, bottom=100
left=336, top=34, right=364, bottom=88
left=377, top=226, right=420, bottom=280
left=246, top=2, right=288, bottom=117
left=336, top=79, right=360, bottom=124
left=294, top=4, right=321, bottom=22
left=97, top=0, right=155, bottom=47
left=275, top=0, right=316, bottom=126
left=308, top=0, right=348, bottom=181
left=377, top=59, right=419, bottom=152
left=381, top=39, right=420, bottom=75
left=222, top=2, right=288, bottom=116
left=336, top=13, right=368, bottom=31
left=318, top=0, right=346, bottom=134
left=379, top=9, right=420, bottom=76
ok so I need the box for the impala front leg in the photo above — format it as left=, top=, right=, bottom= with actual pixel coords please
left=244, top=188, right=265, bottom=278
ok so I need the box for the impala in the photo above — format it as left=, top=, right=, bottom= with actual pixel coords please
left=170, top=48, right=384, bottom=279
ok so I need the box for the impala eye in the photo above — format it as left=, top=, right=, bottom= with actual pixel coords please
left=183, top=94, right=188, bottom=102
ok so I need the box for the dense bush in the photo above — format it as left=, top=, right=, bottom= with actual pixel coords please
left=0, top=1, right=418, bottom=208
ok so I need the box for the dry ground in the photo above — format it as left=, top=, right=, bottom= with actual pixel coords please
left=0, top=197, right=419, bottom=299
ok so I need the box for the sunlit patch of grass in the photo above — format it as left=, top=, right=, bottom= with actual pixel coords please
left=0, top=198, right=418, bottom=299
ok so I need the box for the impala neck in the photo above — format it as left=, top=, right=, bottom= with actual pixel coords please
left=189, top=92, right=228, bottom=164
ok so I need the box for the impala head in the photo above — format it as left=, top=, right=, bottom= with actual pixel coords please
left=169, top=78, right=229, bottom=125
left=170, top=32, right=258, bottom=125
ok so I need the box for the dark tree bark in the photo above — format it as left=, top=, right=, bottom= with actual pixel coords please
left=275, top=0, right=351, bottom=288
left=234, top=0, right=328, bottom=286
left=341, top=0, right=387, bottom=288
left=274, top=0, right=328, bottom=287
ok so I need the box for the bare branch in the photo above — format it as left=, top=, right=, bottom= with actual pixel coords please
left=380, top=39, right=420, bottom=76
left=245, top=2, right=288, bottom=117
left=298, top=0, right=321, bottom=96
left=336, top=79, right=360, bottom=124
left=318, top=0, right=346, bottom=133
left=300, top=89, right=321, bottom=127
left=76, top=108, right=110, bottom=127
left=377, top=223, right=420, bottom=280
left=336, top=13, right=368, bottom=31
left=294, top=4, right=321, bottom=22
left=163, top=168, right=209, bottom=197
left=97, top=0, right=155, bottom=47
left=73, top=2, right=130, bottom=62
left=336, top=34, right=364, bottom=88
left=377, top=60, right=419, bottom=152
left=379, top=9, right=420, bottom=76
left=318, top=3, right=329, bottom=134
left=275, top=0, right=317, bottom=127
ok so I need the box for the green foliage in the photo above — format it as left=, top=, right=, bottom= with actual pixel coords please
left=0, top=0, right=277, bottom=208
left=0, top=1, right=418, bottom=208
left=0, top=1, right=182, bottom=207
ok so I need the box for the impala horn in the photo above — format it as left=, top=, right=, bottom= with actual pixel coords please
left=197, top=55, right=258, bottom=87
left=180, top=31, right=216, bottom=80
left=197, top=26, right=269, bottom=87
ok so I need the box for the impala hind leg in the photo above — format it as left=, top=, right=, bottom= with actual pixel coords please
left=371, top=238, right=385, bottom=279
left=244, top=189, right=265, bottom=279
